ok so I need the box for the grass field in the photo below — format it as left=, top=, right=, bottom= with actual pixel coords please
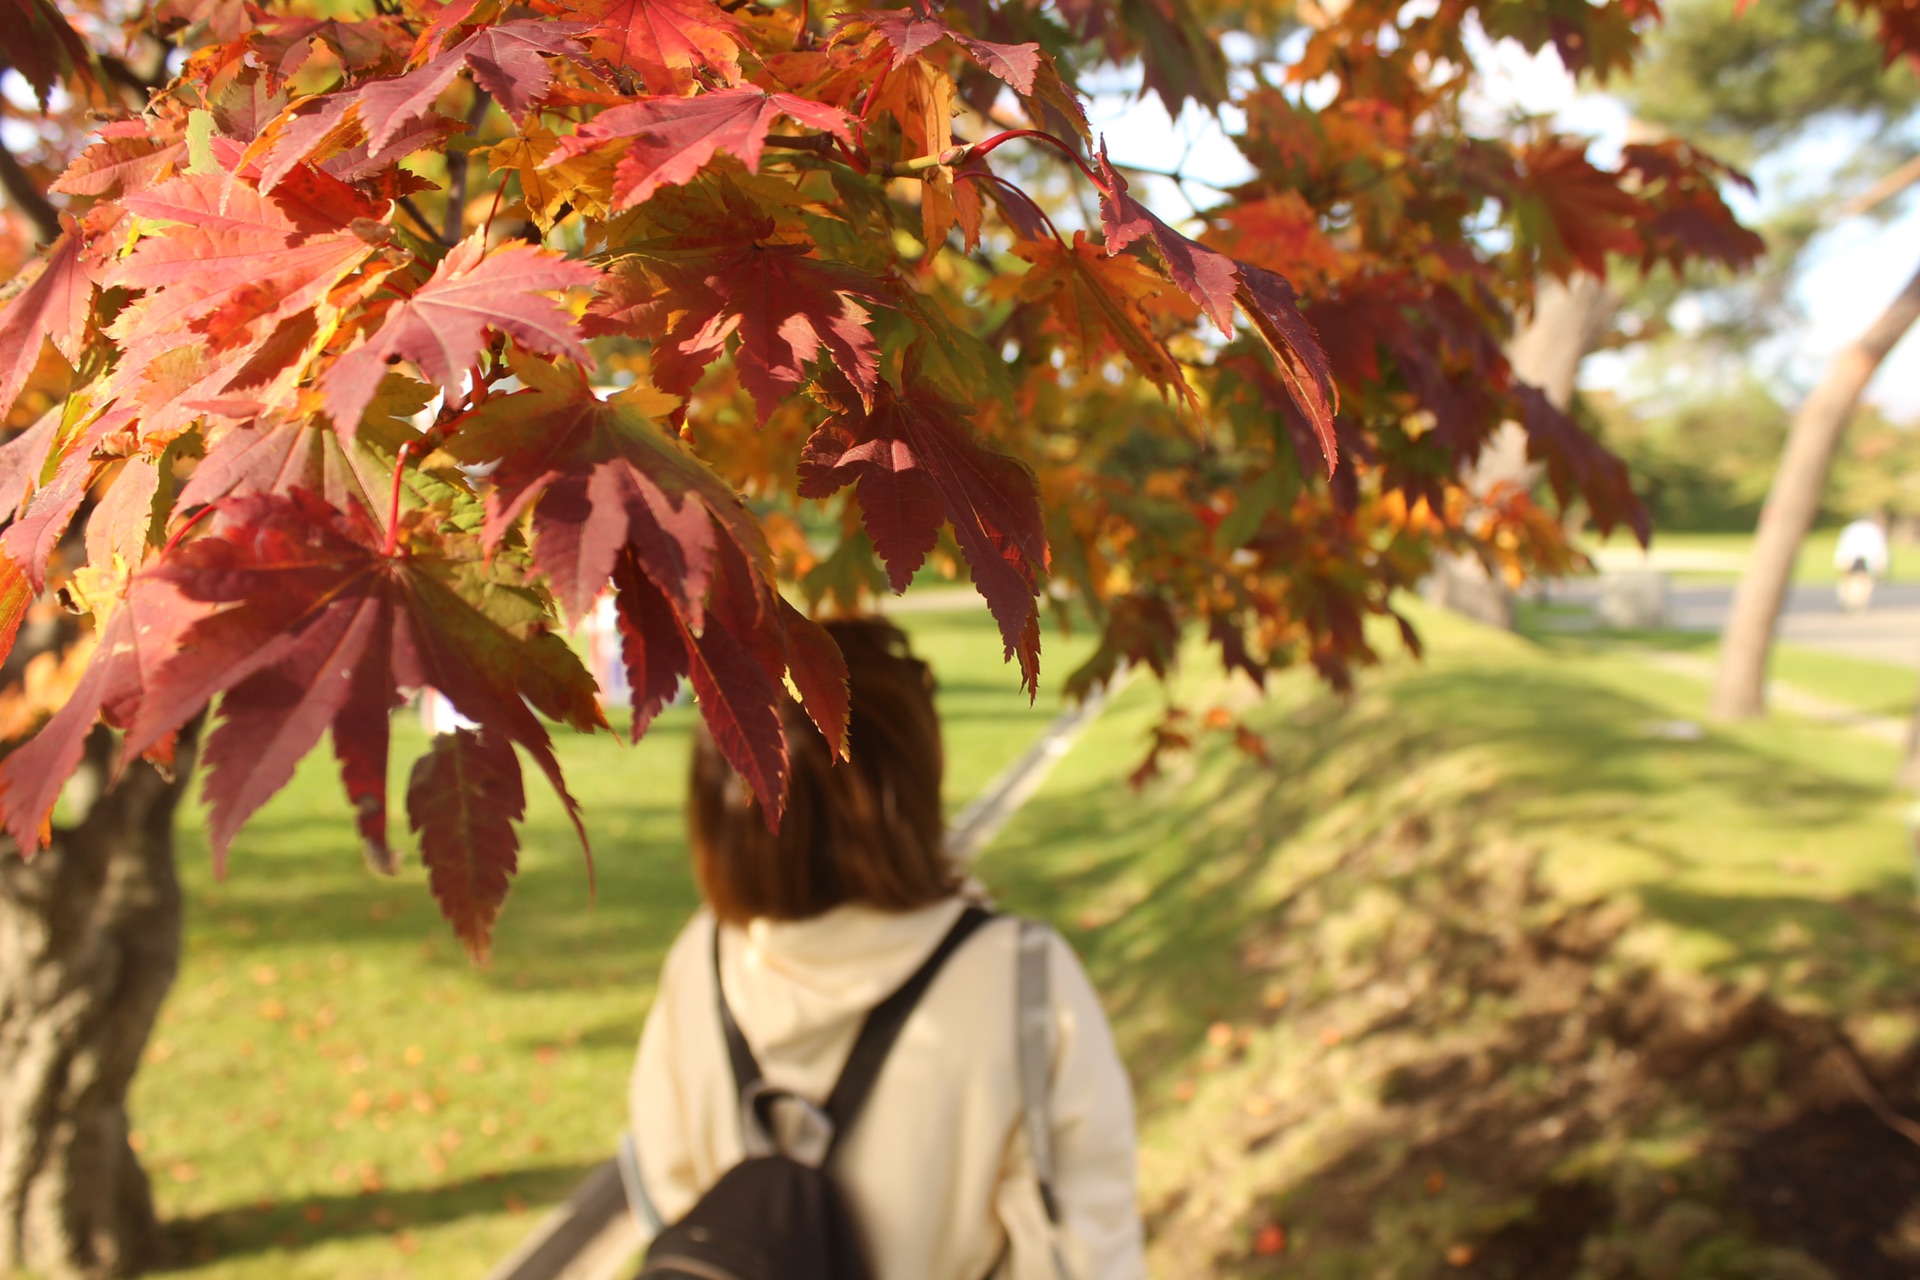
left=140, top=597, right=1920, bottom=1277
left=977, top=605, right=1920, bottom=1275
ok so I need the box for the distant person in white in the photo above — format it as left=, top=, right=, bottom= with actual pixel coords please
left=1834, top=515, right=1891, bottom=613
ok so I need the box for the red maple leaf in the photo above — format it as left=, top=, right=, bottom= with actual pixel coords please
left=1236, top=265, right=1338, bottom=475
left=356, top=20, right=585, bottom=152
left=549, top=87, right=855, bottom=210
left=1011, top=231, right=1196, bottom=408
left=558, top=0, right=742, bottom=91
left=1852, top=0, right=1920, bottom=65
left=1619, top=141, right=1766, bottom=276
left=1516, top=383, right=1649, bottom=545
left=682, top=593, right=790, bottom=821
left=853, top=8, right=1043, bottom=94
left=614, top=515, right=849, bottom=821
left=0, top=407, right=132, bottom=591
left=610, top=548, right=692, bottom=740
left=1093, top=142, right=1239, bottom=335
left=1513, top=139, right=1646, bottom=280
left=118, top=491, right=601, bottom=874
left=319, top=235, right=600, bottom=438
left=407, top=726, right=525, bottom=960
left=50, top=121, right=186, bottom=200
left=445, top=356, right=751, bottom=626
left=105, top=169, right=380, bottom=360
left=778, top=598, right=850, bottom=759
left=0, top=575, right=211, bottom=854
left=1085, top=148, right=1338, bottom=466
left=0, top=224, right=92, bottom=422
left=0, top=549, right=34, bottom=673
left=257, top=20, right=584, bottom=186
left=589, top=223, right=883, bottom=424
left=798, top=378, right=1046, bottom=693
left=177, top=411, right=398, bottom=514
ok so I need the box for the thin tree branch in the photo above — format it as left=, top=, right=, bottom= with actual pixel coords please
left=397, top=195, right=442, bottom=243
left=1836, top=152, right=1920, bottom=222
left=0, top=143, right=60, bottom=245
left=764, top=133, right=836, bottom=154
left=443, top=90, right=492, bottom=245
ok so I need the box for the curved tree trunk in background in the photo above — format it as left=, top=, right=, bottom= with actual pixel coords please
left=1711, top=259, right=1920, bottom=722
left=0, top=613, right=197, bottom=1280
left=1427, top=273, right=1615, bottom=628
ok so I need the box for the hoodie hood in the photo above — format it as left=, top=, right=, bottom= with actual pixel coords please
left=721, top=896, right=970, bottom=1063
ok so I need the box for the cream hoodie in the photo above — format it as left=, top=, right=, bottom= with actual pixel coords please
left=629, top=896, right=1147, bottom=1280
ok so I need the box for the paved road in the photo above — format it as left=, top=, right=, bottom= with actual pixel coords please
left=1543, top=579, right=1920, bottom=669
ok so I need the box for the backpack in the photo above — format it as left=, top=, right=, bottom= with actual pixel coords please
left=623, top=906, right=1067, bottom=1280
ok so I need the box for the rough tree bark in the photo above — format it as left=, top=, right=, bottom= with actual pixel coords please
left=1711, top=258, right=1920, bottom=721
left=1426, top=273, right=1615, bottom=628
left=0, top=612, right=197, bottom=1280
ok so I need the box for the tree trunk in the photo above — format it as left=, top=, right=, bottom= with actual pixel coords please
left=1427, top=273, right=1615, bottom=628
left=1711, top=258, right=1920, bottom=721
left=1899, top=684, right=1920, bottom=792
left=0, top=724, right=196, bottom=1279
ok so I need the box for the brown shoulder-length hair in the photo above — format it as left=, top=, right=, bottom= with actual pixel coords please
left=688, top=616, right=958, bottom=924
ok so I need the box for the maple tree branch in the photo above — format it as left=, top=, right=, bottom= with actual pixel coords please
left=878, top=146, right=969, bottom=178
left=443, top=91, right=492, bottom=245
left=0, top=143, right=60, bottom=244
left=1836, top=152, right=1920, bottom=221
left=95, top=50, right=169, bottom=98
left=396, top=195, right=442, bottom=243
left=764, top=133, right=836, bottom=154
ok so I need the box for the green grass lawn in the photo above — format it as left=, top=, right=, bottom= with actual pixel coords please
left=971, top=604, right=1920, bottom=1274
left=1514, top=602, right=1917, bottom=723
left=140, top=596, right=1920, bottom=1277
left=139, top=605, right=1093, bottom=1279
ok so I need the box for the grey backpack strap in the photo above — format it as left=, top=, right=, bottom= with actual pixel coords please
left=617, top=1129, right=663, bottom=1235
left=1016, top=918, right=1071, bottom=1279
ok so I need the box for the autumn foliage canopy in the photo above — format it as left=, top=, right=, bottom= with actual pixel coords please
left=0, top=0, right=1785, bottom=955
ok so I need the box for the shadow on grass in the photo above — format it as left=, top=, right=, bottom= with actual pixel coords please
left=987, top=642, right=1913, bottom=1105
left=159, top=1161, right=596, bottom=1269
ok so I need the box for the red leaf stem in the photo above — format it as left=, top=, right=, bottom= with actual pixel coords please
left=384, top=440, right=413, bottom=558
left=955, top=169, right=1063, bottom=243
left=163, top=503, right=218, bottom=554
left=969, top=129, right=1103, bottom=190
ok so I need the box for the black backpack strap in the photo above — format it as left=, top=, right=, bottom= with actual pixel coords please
left=822, top=904, right=993, bottom=1153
